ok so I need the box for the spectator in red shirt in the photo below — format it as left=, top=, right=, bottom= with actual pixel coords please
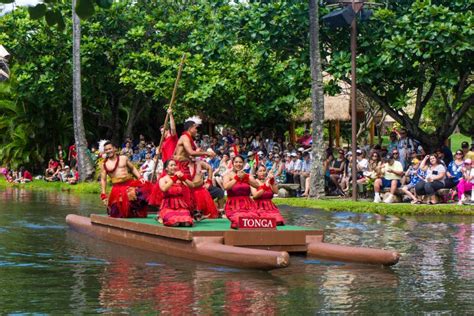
left=297, top=130, right=312, bottom=148
left=68, top=144, right=77, bottom=167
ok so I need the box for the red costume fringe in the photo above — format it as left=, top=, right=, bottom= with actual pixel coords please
left=225, top=181, right=259, bottom=229
left=192, top=186, right=218, bottom=218
left=107, top=180, right=151, bottom=218
left=254, top=186, right=285, bottom=225
left=160, top=183, right=193, bottom=226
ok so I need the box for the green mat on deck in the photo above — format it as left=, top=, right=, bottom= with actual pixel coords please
left=100, top=214, right=314, bottom=231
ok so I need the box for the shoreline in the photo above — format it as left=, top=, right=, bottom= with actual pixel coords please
left=1, top=179, right=473, bottom=216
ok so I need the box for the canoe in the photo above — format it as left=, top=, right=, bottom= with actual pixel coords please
left=66, top=214, right=400, bottom=270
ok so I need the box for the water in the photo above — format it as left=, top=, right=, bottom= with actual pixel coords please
left=0, top=188, right=473, bottom=314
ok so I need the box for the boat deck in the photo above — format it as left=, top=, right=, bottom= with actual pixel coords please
left=91, top=214, right=323, bottom=249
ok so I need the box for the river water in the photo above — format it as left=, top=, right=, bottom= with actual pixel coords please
left=0, top=188, right=473, bottom=314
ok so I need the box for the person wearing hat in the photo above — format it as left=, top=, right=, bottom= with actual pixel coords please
left=461, top=141, right=474, bottom=161
left=243, top=151, right=255, bottom=174
left=456, top=158, right=473, bottom=205
left=373, top=154, right=404, bottom=203
left=400, top=158, right=424, bottom=204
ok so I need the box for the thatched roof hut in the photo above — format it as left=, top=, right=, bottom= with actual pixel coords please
left=292, top=95, right=351, bottom=122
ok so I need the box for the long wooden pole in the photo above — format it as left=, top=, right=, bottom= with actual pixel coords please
left=151, top=53, right=186, bottom=182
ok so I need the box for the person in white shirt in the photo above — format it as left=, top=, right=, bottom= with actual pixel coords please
left=140, top=153, right=156, bottom=181
left=415, top=154, right=446, bottom=205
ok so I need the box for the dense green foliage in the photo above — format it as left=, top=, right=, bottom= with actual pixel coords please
left=0, top=0, right=472, bottom=169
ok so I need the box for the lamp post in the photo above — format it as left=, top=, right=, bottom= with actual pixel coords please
left=323, top=0, right=371, bottom=201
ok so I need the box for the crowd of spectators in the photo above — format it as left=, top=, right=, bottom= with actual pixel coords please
left=2, top=126, right=473, bottom=205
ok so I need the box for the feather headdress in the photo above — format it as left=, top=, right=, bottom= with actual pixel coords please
left=98, top=139, right=109, bottom=154
left=185, top=115, right=202, bottom=125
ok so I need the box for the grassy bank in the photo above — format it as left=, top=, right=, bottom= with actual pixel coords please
left=1, top=178, right=473, bottom=215
left=274, top=198, right=474, bottom=216
left=0, top=178, right=102, bottom=194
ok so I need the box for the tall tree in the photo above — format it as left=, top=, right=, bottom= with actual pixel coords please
left=72, top=0, right=94, bottom=180
left=308, top=0, right=325, bottom=198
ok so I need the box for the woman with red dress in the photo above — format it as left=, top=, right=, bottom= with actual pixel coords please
left=190, top=160, right=218, bottom=219
left=223, top=155, right=260, bottom=229
left=251, top=164, right=285, bottom=225
left=158, top=159, right=195, bottom=227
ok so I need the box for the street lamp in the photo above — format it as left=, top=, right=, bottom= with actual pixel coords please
left=323, top=0, right=374, bottom=201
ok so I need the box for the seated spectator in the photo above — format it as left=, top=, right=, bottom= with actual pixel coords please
left=456, top=159, right=473, bottom=205
left=67, top=166, right=79, bottom=185
left=292, top=151, right=303, bottom=195
left=15, top=167, right=32, bottom=183
left=45, top=159, right=59, bottom=177
left=359, top=151, right=382, bottom=184
left=297, top=129, right=312, bottom=148
left=285, top=153, right=295, bottom=183
left=373, top=154, right=404, bottom=203
left=445, top=150, right=464, bottom=189
left=121, top=141, right=133, bottom=158
left=59, top=166, right=72, bottom=182
left=270, top=154, right=286, bottom=184
left=415, top=154, right=446, bottom=204
left=329, top=149, right=346, bottom=196
left=300, top=152, right=311, bottom=196
left=340, top=152, right=353, bottom=194
left=45, top=166, right=61, bottom=182
left=208, top=154, right=221, bottom=171
left=387, top=132, right=399, bottom=154
left=131, top=149, right=141, bottom=162
left=324, top=149, right=335, bottom=193
left=401, top=158, right=424, bottom=204
left=434, top=148, right=448, bottom=167
left=140, top=153, right=155, bottom=181
left=356, top=149, right=369, bottom=180
left=461, top=141, right=474, bottom=160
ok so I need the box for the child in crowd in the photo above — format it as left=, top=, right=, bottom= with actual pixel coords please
left=457, top=159, right=473, bottom=205
left=400, top=158, right=424, bottom=204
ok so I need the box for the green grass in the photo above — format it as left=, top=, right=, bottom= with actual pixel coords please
left=274, top=198, right=474, bottom=216
left=0, top=177, right=102, bottom=194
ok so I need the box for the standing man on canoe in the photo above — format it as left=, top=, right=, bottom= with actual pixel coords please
left=160, top=108, right=178, bottom=163
left=173, top=117, right=215, bottom=179
left=100, top=141, right=151, bottom=218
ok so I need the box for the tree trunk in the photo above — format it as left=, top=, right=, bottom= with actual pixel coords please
left=308, top=0, right=325, bottom=198
left=124, top=98, right=145, bottom=140
left=72, top=0, right=94, bottom=181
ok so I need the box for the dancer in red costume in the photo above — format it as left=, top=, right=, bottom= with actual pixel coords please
left=173, top=117, right=215, bottom=179
left=190, top=159, right=218, bottom=219
left=251, top=164, right=285, bottom=225
left=148, top=108, right=178, bottom=207
left=223, top=155, right=261, bottom=229
left=158, top=159, right=195, bottom=226
left=161, top=108, right=178, bottom=163
left=100, top=141, right=151, bottom=218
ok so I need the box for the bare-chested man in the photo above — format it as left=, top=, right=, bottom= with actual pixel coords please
left=100, top=141, right=150, bottom=218
left=173, top=119, right=215, bottom=179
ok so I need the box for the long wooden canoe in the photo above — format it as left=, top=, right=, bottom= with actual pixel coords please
left=66, top=214, right=400, bottom=270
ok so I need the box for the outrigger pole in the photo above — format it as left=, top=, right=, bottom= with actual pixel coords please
left=151, top=53, right=187, bottom=182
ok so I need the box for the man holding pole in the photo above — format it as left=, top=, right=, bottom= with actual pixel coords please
left=173, top=117, right=215, bottom=180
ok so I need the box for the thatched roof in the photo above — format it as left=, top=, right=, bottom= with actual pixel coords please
left=292, top=95, right=351, bottom=122
left=293, top=76, right=368, bottom=122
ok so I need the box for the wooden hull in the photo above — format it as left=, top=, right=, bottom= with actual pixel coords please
left=66, top=214, right=400, bottom=270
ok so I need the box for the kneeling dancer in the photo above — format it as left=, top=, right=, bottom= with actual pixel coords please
left=159, top=159, right=195, bottom=227
left=252, top=164, right=285, bottom=225
left=100, top=141, right=151, bottom=218
left=223, top=155, right=260, bottom=229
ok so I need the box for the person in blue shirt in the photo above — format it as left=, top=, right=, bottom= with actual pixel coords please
left=445, top=149, right=465, bottom=188
left=401, top=158, right=425, bottom=204
left=208, top=155, right=221, bottom=171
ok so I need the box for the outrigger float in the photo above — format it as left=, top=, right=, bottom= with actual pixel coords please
left=66, top=214, right=400, bottom=270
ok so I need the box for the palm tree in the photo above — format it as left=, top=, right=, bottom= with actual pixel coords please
left=308, top=0, right=325, bottom=198
left=72, top=0, right=94, bottom=180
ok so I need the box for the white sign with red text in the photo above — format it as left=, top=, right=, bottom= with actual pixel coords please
left=238, top=217, right=277, bottom=230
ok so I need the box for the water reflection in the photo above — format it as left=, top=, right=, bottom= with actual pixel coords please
left=0, top=189, right=473, bottom=313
